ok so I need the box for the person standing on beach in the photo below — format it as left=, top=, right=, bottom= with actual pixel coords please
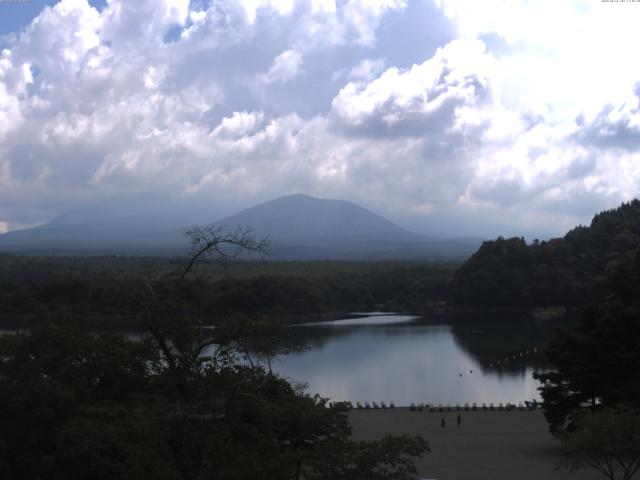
left=457, top=413, right=461, bottom=427
left=441, top=418, right=445, bottom=428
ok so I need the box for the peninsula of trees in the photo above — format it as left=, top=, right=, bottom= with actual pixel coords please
left=449, top=200, right=640, bottom=308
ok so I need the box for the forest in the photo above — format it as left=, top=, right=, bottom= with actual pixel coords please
left=3, top=200, right=640, bottom=331
left=448, top=200, right=640, bottom=308
left=0, top=255, right=454, bottom=330
left=2, top=200, right=640, bottom=331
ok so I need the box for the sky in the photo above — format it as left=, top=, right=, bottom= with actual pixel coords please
left=1, top=0, right=640, bottom=238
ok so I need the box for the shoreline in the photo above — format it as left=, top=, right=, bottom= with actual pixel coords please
left=349, top=409, right=600, bottom=480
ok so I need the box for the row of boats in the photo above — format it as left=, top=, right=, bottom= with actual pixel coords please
left=355, top=401, right=395, bottom=409
left=408, top=400, right=540, bottom=411
left=489, top=347, right=538, bottom=367
left=326, top=399, right=541, bottom=410
left=343, top=400, right=541, bottom=411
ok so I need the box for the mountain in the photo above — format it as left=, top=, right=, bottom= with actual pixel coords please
left=208, top=194, right=480, bottom=259
left=449, top=199, right=640, bottom=307
left=0, top=194, right=482, bottom=259
left=0, top=193, right=224, bottom=254
left=0, top=216, right=185, bottom=253
left=213, top=193, right=421, bottom=244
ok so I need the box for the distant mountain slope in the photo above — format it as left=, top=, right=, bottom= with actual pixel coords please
left=449, top=199, right=640, bottom=307
left=0, top=193, right=481, bottom=259
left=0, top=216, right=187, bottom=252
left=0, top=194, right=222, bottom=253
left=213, top=193, right=423, bottom=243
left=211, top=194, right=481, bottom=259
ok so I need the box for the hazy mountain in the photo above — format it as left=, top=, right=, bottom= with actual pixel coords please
left=0, top=216, right=185, bottom=253
left=213, top=194, right=422, bottom=242
left=205, top=194, right=480, bottom=259
left=0, top=193, right=482, bottom=259
left=0, top=193, right=224, bottom=253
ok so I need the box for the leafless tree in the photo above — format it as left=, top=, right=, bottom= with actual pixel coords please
left=177, top=225, right=269, bottom=283
left=113, top=225, right=269, bottom=374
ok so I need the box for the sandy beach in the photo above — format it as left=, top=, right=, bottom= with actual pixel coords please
left=349, top=409, right=602, bottom=480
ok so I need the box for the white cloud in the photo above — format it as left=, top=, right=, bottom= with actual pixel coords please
left=347, top=58, right=386, bottom=82
left=240, top=0, right=296, bottom=23
left=339, top=0, right=408, bottom=46
left=1, top=0, right=640, bottom=238
left=437, top=0, right=640, bottom=121
left=259, top=49, right=303, bottom=83
left=212, top=110, right=266, bottom=139
left=101, top=0, right=189, bottom=46
left=331, top=39, right=495, bottom=135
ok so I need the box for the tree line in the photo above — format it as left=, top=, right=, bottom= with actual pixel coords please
left=0, top=254, right=454, bottom=329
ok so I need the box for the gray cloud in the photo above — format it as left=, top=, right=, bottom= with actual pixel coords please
left=573, top=89, right=640, bottom=153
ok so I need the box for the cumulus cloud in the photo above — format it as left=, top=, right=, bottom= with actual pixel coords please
left=259, top=49, right=303, bottom=83
left=346, top=58, right=386, bottom=82
left=574, top=88, right=640, bottom=153
left=331, top=39, right=494, bottom=136
left=0, top=0, right=640, bottom=237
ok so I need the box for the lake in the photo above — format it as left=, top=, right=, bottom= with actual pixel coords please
left=1, top=313, right=557, bottom=407
left=261, top=313, right=555, bottom=406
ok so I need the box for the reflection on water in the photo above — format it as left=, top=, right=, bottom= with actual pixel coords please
left=1, top=313, right=560, bottom=406
left=295, top=314, right=419, bottom=327
left=0, top=329, right=20, bottom=336
left=265, top=314, right=556, bottom=406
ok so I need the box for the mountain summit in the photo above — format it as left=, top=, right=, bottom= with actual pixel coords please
left=214, top=194, right=421, bottom=244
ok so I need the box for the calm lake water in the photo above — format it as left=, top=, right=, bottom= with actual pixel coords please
left=1, top=313, right=558, bottom=406
left=262, top=313, right=554, bottom=406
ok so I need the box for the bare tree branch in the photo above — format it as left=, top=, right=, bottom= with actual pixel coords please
left=177, top=225, right=269, bottom=284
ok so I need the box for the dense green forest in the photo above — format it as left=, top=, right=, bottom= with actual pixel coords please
left=531, top=237, right=640, bottom=480
left=449, top=200, right=640, bottom=307
left=535, top=242, right=640, bottom=429
left=0, top=255, right=454, bottom=329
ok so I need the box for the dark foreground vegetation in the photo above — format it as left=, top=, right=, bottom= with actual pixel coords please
left=0, top=320, right=427, bottom=480
left=0, top=227, right=427, bottom=480
left=533, top=231, right=640, bottom=478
